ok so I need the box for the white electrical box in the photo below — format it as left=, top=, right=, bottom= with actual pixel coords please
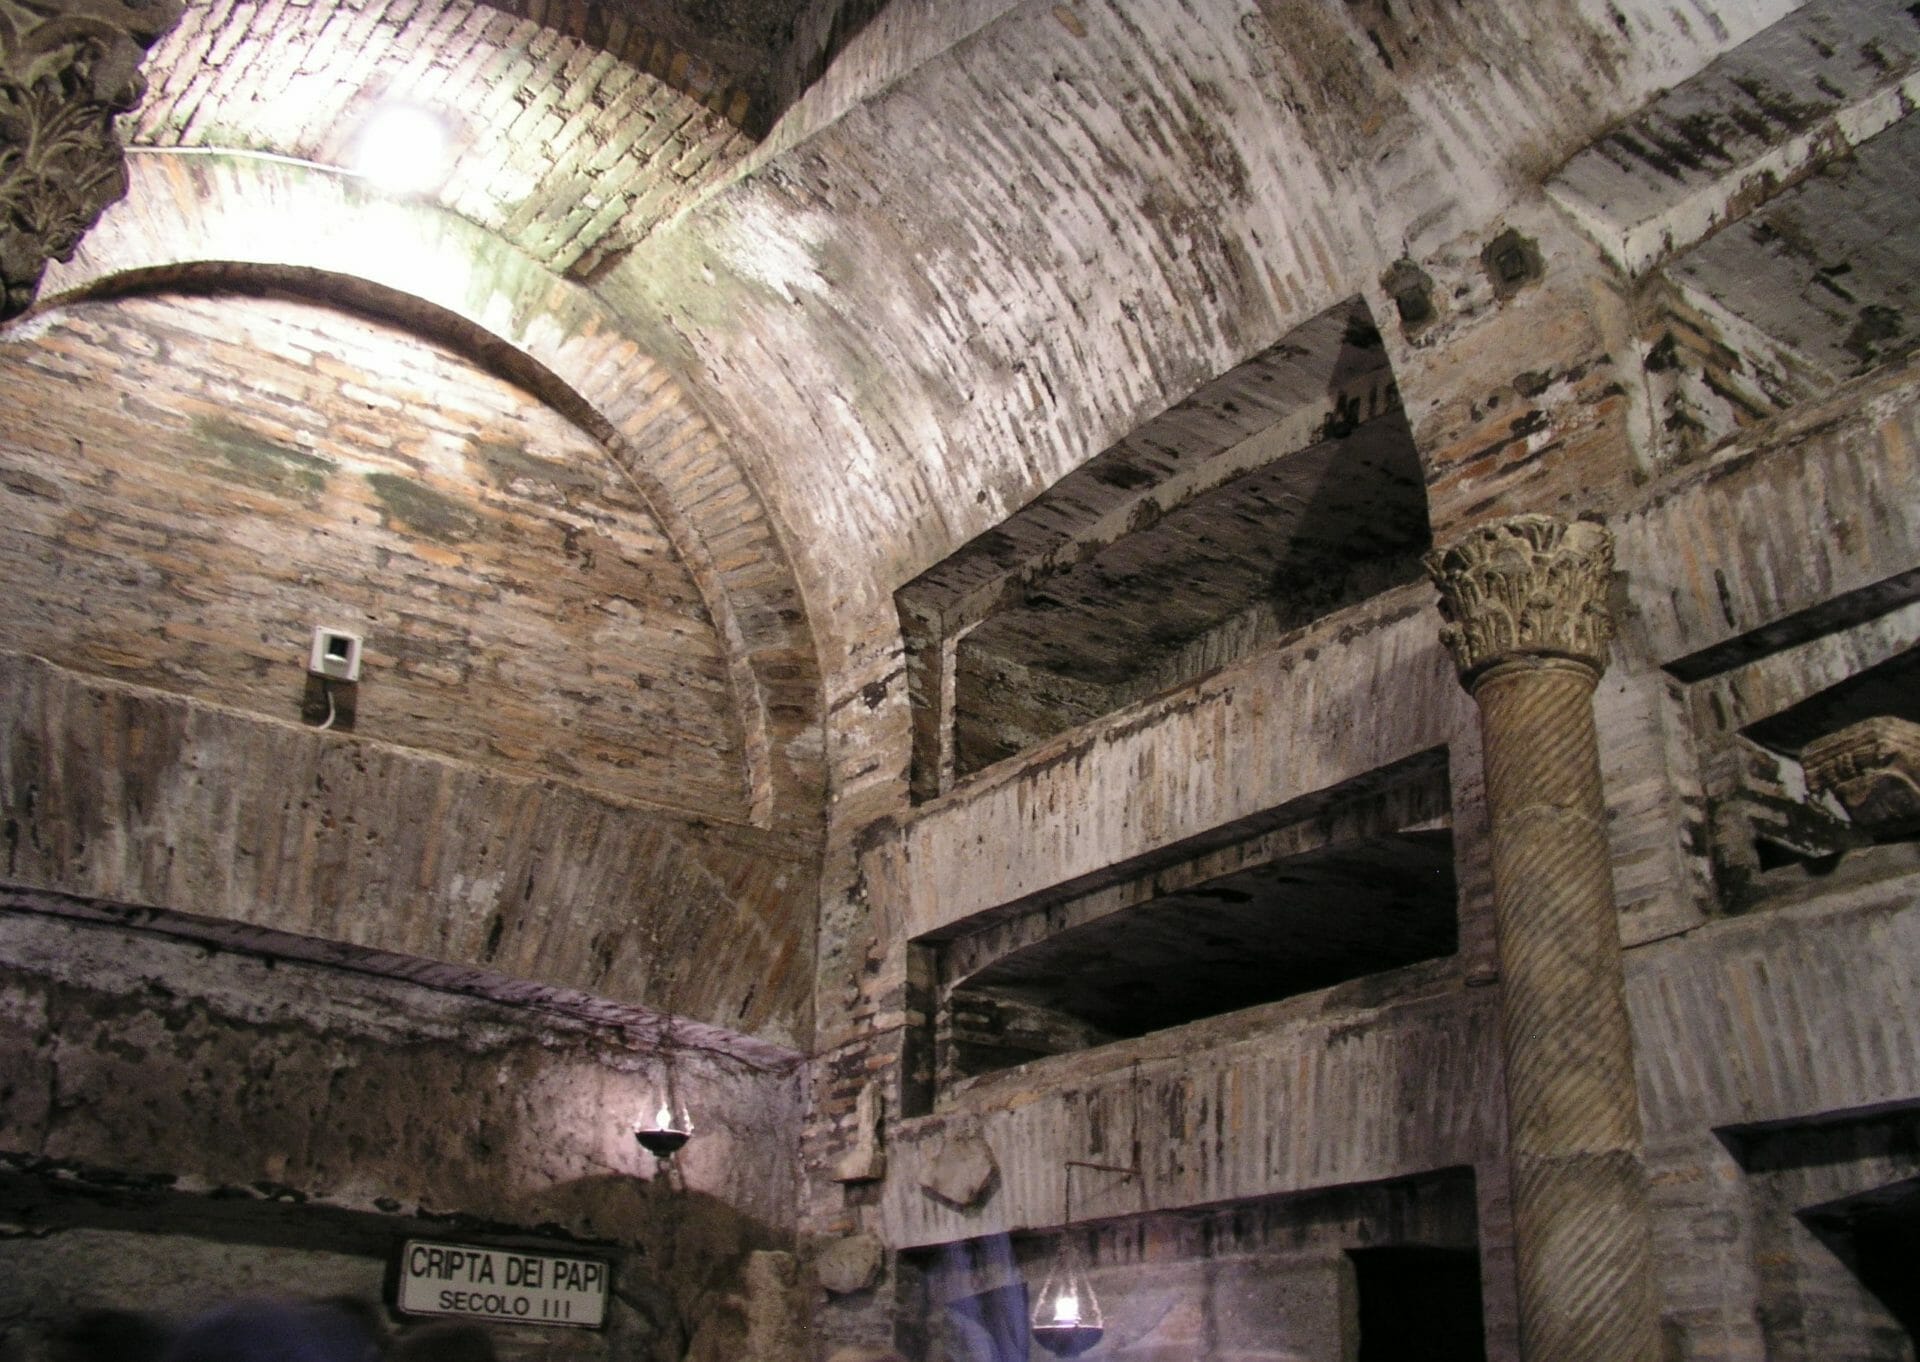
left=308, top=626, right=364, bottom=682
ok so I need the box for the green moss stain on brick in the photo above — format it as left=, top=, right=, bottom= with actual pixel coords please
left=192, top=416, right=336, bottom=499
left=364, top=472, right=481, bottom=542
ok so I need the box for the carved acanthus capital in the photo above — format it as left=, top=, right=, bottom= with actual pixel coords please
left=1425, top=514, right=1617, bottom=685
left=0, top=0, right=181, bottom=319
left=1801, top=716, right=1920, bottom=839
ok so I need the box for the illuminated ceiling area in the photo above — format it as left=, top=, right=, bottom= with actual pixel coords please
left=123, top=0, right=759, bottom=280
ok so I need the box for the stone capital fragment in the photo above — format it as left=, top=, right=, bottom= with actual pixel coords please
left=1801, top=716, right=1920, bottom=839
left=832, top=1079, right=887, bottom=1185
left=1425, top=513, right=1616, bottom=685
left=1, top=0, right=183, bottom=319
left=920, top=1129, right=998, bottom=1210
left=814, top=1232, right=886, bottom=1296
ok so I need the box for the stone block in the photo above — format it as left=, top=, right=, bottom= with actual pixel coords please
left=920, top=1131, right=998, bottom=1210
left=833, top=1081, right=887, bottom=1185
left=815, top=1233, right=886, bottom=1296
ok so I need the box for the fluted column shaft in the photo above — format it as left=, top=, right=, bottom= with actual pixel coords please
left=1428, top=515, right=1659, bottom=1362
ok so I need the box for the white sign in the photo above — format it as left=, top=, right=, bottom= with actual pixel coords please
left=397, top=1240, right=610, bottom=1329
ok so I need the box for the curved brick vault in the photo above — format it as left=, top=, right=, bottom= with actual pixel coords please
left=126, top=0, right=755, bottom=281
left=35, top=150, right=825, bottom=836
left=592, top=0, right=1802, bottom=842
left=85, top=0, right=1813, bottom=838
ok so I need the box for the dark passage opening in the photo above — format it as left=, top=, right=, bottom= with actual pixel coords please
left=1348, top=1245, right=1487, bottom=1362
left=1801, top=1177, right=1920, bottom=1348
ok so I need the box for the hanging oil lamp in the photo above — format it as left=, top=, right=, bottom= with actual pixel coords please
left=633, top=1018, right=693, bottom=1157
left=1030, top=1233, right=1104, bottom=1357
left=1030, top=1158, right=1135, bottom=1357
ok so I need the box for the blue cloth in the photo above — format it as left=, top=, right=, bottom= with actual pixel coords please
left=160, top=1300, right=380, bottom=1362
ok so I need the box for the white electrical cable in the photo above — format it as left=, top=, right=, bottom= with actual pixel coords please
left=315, top=681, right=337, bottom=731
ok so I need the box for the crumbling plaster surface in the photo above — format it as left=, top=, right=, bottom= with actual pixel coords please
left=0, top=904, right=805, bottom=1360
left=0, top=930, right=792, bottom=1227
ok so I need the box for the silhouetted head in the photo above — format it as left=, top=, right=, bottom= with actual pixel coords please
left=50, top=1309, right=173, bottom=1362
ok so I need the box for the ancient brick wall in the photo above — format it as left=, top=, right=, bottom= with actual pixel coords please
left=0, top=289, right=751, bottom=821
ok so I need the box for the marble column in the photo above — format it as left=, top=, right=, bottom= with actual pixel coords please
left=1427, top=514, right=1659, bottom=1362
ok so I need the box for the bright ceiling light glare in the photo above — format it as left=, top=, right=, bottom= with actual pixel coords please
left=350, top=103, right=451, bottom=197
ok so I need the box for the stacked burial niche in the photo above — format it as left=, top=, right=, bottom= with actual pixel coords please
left=905, top=750, right=1456, bottom=1102
left=896, top=297, right=1431, bottom=799
left=896, top=297, right=1448, bottom=1109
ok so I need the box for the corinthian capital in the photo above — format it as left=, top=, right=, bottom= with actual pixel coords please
left=1425, top=514, right=1616, bottom=684
left=0, top=0, right=181, bottom=319
left=1802, top=716, right=1920, bottom=839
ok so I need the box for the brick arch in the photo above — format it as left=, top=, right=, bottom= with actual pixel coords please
left=35, top=149, right=825, bottom=835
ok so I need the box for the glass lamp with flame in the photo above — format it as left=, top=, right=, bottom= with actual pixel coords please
left=633, top=1089, right=692, bottom=1158
left=1030, top=1242, right=1103, bottom=1357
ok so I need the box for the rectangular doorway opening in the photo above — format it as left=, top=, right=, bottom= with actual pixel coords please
left=1348, top=1245, right=1487, bottom=1362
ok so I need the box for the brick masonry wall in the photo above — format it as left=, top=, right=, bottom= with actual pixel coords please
left=0, top=654, right=817, bottom=1041
left=0, top=289, right=753, bottom=821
